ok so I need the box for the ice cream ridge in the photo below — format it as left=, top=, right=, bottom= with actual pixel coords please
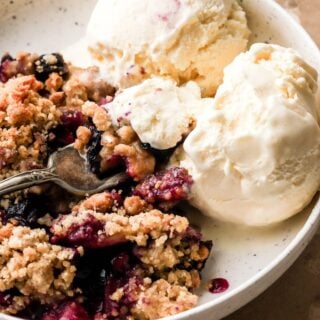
left=176, top=43, right=320, bottom=226
left=64, top=0, right=250, bottom=97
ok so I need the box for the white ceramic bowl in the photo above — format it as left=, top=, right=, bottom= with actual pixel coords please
left=0, top=0, right=320, bottom=320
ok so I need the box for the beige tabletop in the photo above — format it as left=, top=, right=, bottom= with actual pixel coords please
left=224, top=1, right=320, bottom=319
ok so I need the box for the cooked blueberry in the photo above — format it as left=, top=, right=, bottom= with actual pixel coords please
left=60, top=111, right=85, bottom=130
left=184, top=226, right=203, bottom=241
left=96, top=273, right=142, bottom=319
left=4, top=195, right=51, bottom=227
left=48, top=111, right=85, bottom=148
left=17, top=302, right=46, bottom=320
left=87, top=126, right=102, bottom=175
left=0, top=292, right=12, bottom=308
left=34, top=53, right=68, bottom=82
left=74, top=250, right=107, bottom=315
left=74, top=245, right=135, bottom=315
left=140, top=142, right=176, bottom=164
left=110, top=252, right=130, bottom=273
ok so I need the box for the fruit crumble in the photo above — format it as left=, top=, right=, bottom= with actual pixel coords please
left=0, top=52, right=213, bottom=320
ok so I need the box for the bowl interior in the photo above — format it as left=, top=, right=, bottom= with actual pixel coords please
left=0, top=1, right=319, bottom=320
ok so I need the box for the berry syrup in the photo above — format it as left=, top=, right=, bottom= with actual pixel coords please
left=208, top=278, right=229, bottom=294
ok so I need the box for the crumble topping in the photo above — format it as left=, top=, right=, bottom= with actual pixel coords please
left=114, top=142, right=156, bottom=181
left=167, top=269, right=201, bottom=289
left=75, top=100, right=156, bottom=180
left=123, top=196, right=150, bottom=215
left=0, top=187, right=212, bottom=318
left=74, top=126, right=91, bottom=150
left=0, top=224, right=77, bottom=303
left=73, top=190, right=122, bottom=213
left=138, top=237, right=183, bottom=270
left=132, top=279, right=198, bottom=320
left=136, top=235, right=210, bottom=272
left=64, top=66, right=115, bottom=106
left=0, top=75, right=60, bottom=179
left=51, top=208, right=189, bottom=247
left=45, top=72, right=64, bottom=93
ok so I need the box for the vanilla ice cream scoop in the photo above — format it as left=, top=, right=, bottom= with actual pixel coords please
left=64, top=0, right=250, bottom=97
left=177, top=43, right=320, bottom=226
left=105, top=77, right=213, bottom=150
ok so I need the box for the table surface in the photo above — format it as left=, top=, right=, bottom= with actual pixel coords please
left=224, top=1, right=320, bottom=319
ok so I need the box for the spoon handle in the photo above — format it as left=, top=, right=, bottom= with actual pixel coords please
left=0, top=169, right=58, bottom=196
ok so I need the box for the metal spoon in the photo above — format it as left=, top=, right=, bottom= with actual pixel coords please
left=0, top=144, right=127, bottom=197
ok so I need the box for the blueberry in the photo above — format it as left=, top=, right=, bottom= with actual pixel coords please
left=17, top=302, right=46, bottom=320
left=4, top=195, right=51, bottom=228
left=33, top=53, right=68, bottom=82
left=110, top=252, right=130, bottom=273
left=87, top=126, right=102, bottom=175
left=48, top=111, right=85, bottom=149
left=60, top=111, right=85, bottom=131
left=0, top=292, right=12, bottom=308
left=74, top=245, right=135, bottom=315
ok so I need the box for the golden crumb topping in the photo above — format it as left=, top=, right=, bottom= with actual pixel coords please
left=132, top=279, right=198, bottom=320
left=0, top=75, right=61, bottom=179
left=0, top=224, right=77, bottom=303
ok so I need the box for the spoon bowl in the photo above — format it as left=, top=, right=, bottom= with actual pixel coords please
left=0, top=144, right=127, bottom=197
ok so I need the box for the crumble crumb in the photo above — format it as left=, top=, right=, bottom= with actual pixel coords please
left=116, top=125, right=136, bottom=144
left=135, top=236, right=211, bottom=279
left=74, top=125, right=91, bottom=150
left=123, top=196, right=149, bottom=215
left=132, top=279, right=198, bottom=320
left=45, top=72, right=64, bottom=93
left=0, top=75, right=60, bottom=127
left=0, top=224, right=77, bottom=306
left=82, top=101, right=111, bottom=131
left=0, top=75, right=60, bottom=179
left=74, top=191, right=120, bottom=213
left=65, top=66, right=115, bottom=104
left=167, top=269, right=201, bottom=289
left=75, top=100, right=155, bottom=181
left=137, top=237, right=183, bottom=270
left=114, top=142, right=155, bottom=181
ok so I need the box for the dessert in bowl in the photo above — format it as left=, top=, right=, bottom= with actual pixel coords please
left=0, top=0, right=320, bottom=320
